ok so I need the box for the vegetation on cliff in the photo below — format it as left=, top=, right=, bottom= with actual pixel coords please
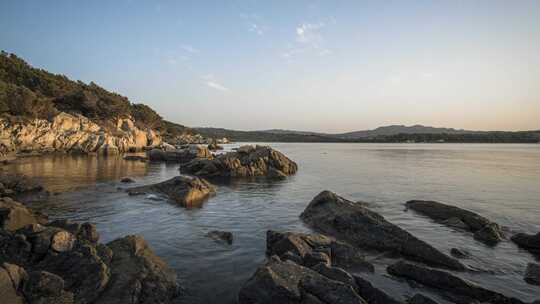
left=0, top=51, right=193, bottom=138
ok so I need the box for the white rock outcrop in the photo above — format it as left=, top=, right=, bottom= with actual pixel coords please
left=0, top=112, right=162, bottom=154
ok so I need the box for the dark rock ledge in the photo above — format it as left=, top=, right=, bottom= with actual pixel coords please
left=300, top=191, right=465, bottom=270
left=405, top=200, right=504, bottom=245
left=0, top=196, right=179, bottom=304
left=512, top=232, right=540, bottom=256
left=238, top=230, right=397, bottom=304
left=387, top=261, right=526, bottom=304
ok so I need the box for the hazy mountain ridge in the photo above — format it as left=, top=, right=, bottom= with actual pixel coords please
left=197, top=126, right=540, bottom=143
left=261, top=125, right=479, bottom=139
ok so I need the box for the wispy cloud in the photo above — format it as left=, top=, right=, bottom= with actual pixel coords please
left=282, top=20, right=332, bottom=59
left=206, top=81, right=230, bottom=92
left=201, top=74, right=230, bottom=92
left=181, top=45, right=199, bottom=54
left=241, top=13, right=267, bottom=36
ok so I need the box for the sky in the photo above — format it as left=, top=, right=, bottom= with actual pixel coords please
left=1, top=1, right=539, bottom=132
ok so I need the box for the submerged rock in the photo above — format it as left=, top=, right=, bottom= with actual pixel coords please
left=127, top=175, right=216, bottom=207
left=0, top=173, right=44, bottom=197
left=406, top=200, right=504, bottom=245
left=300, top=191, right=465, bottom=270
left=206, top=230, right=233, bottom=244
left=450, top=248, right=470, bottom=259
left=408, top=294, right=439, bottom=304
left=511, top=232, right=540, bottom=255
left=120, top=177, right=135, bottom=183
left=148, top=144, right=212, bottom=162
left=123, top=155, right=148, bottom=162
left=387, top=261, right=526, bottom=304
left=180, top=145, right=298, bottom=178
left=525, top=263, right=540, bottom=285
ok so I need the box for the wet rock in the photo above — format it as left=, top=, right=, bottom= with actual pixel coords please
left=511, top=232, right=540, bottom=255
left=48, top=219, right=99, bottom=244
left=206, top=230, right=233, bottom=244
left=0, top=263, right=27, bottom=304
left=301, top=191, right=465, bottom=270
left=300, top=272, right=366, bottom=304
left=123, top=155, right=148, bottom=162
left=304, top=251, right=331, bottom=268
left=525, top=263, right=540, bottom=285
left=409, top=294, right=439, bottom=304
left=127, top=175, right=216, bottom=207
left=312, top=263, right=357, bottom=288
left=181, top=145, right=298, bottom=178
left=208, top=142, right=223, bottom=151
left=353, top=275, right=402, bottom=304
left=0, top=197, right=48, bottom=231
left=96, top=235, right=178, bottom=304
left=266, top=230, right=374, bottom=272
left=238, top=257, right=366, bottom=304
left=120, top=177, right=135, bottom=183
left=450, top=248, right=470, bottom=259
left=473, top=223, right=504, bottom=245
left=148, top=144, right=212, bottom=162
left=0, top=173, right=44, bottom=197
left=406, top=200, right=504, bottom=245
left=387, top=261, right=526, bottom=304
left=23, top=270, right=74, bottom=304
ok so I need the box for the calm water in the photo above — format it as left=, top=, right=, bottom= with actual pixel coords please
left=4, top=143, right=540, bottom=303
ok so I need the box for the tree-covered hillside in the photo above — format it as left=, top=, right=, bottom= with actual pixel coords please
left=0, top=51, right=193, bottom=136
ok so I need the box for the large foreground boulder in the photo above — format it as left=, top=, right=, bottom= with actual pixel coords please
left=127, top=175, right=216, bottom=207
left=95, top=235, right=178, bottom=304
left=300, top=191, right=465, bottom=270
left=266, top=230, right=374, bottom=272
left=148, top=144, right=212, bottom=162
left=180, top=145, right=298, bottom=178
left=406, top=200, right=504, bottom=245
left=512, top=232, right=540, bottom=255
left=238, top=256, right=367, bottom=304
left=387, top=261, right=525, bottom=304
left=0, top=199, right=179, bottom=304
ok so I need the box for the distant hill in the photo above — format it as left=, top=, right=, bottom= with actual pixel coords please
left=260, top=125, right=478, bottom=139
left=333, top=125, right=477, bottom=140
left=195, top=128, right=348, bottom=143
left=197, top=125, right=540, bottom=143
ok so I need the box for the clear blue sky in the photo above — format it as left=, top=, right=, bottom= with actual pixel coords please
left=1, top=0, right=539, bottom=132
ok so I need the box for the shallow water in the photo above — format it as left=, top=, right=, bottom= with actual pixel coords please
left=4, top=143, right=540, bottom=303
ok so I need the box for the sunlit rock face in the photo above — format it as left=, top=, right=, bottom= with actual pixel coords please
left=0, top=112, right=163, bottom=155
left=180, top=145, right=298, bottom=178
